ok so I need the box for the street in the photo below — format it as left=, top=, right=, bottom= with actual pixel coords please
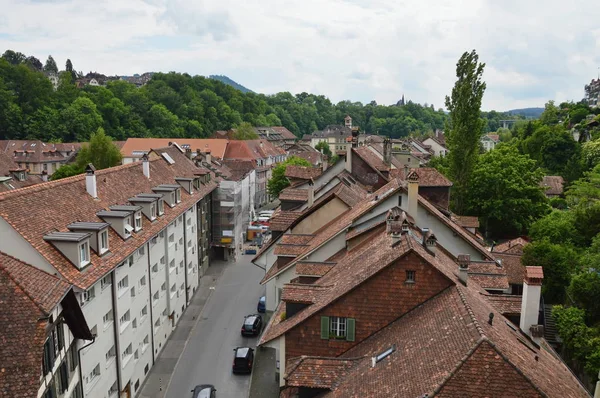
left=166, top=254, right=265, bottom=398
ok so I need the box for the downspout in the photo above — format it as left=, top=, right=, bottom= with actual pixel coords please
left=146, top=241, right=156, bottom=364
left=77, top=337, right=96, bottom=397
left=110, top=271, right=123, bottom=395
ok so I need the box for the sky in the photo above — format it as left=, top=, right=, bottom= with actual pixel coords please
left=0, top=0, right=599, bottom=111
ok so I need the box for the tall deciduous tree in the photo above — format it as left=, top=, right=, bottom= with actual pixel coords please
left=61, top=97, right=103, bottom=141
left=268, top=156, right=311, bottom=197
left=2, top=50, right=26, bottom=65
left=465, top=145, right=549, bottom=238
left=44, top=55, right=58, bottom=74
left=75, top=127, right=122, bottom=169
left=445, top=50, right=486, bottom=214
left=232, top=122, right=259, bottom=140
left=315, top=141, right=332, bottom=157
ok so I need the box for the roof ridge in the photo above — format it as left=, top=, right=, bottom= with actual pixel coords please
left=456, top=285, right=486, bottom=338
left=432, top=337, right=487, bottom=395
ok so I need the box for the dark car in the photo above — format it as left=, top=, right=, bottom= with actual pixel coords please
left=232, top=347, right=254, bottom=374
left=241, top=314, right=262, bottom=337
left=257, top=296, right=266, bottom=313
left=191, top=384, right=216, bottom=398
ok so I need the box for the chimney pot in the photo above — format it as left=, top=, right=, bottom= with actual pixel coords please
left=520, top=266, right=544, bottom=338
left=142, top=154, right=150, bottom=179
left=407, top=170, right=419, bottom=217
left=85, top=163, right=97, bottom=198
left=457, top=254, right=470, bottom=285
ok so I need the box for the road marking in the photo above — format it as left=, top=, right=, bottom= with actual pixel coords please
left=209, top=286, right=215, bottom=290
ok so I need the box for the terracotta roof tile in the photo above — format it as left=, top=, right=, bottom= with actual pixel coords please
left=271, top=126, right=297, bottom=140
left=224, top=139, right=285, bottom=160
left=496, top=253, right=526, bottom=285
left=285, top=165, right=322, bottom=180
left=280, top=234, right=314, bottom=245
left=269, top=210, right=303, bottom=232
left=222, top=159, right=254, bottom=181
left=285, top=357, right=363, bottom=389
left=493, top=237, right=529, bottom=255
left=296, top=261, right=336, bottom=276
left=274, top=244, right=310, bottom=256
left=452, top=215, right=480, bottom=228
left=0, top=146, right=217, bottom=290
left=120, top=138, right=229, bottom=159
left=482, top=293, right=522, bottom=315
left=279, top=188, right=309, bottom=202
left=542, top=176, right=564, bottom=196
left=281, top=284, right=330, bottom=303
left=391, top=167, right=453, bottom=187
left=354, top=146, right=389, bottom=172
left=293, top=152, right=322, bottom=166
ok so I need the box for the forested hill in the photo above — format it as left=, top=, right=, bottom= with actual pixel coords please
left=0, top=51, right=526, bottom=142
left=506, top=107, right=544, bottom=118
left=208, top=75, right=253, bottom=93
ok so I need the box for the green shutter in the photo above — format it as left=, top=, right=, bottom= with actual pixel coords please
left=320, top=316, right=330, bottom=339
left=346, top=318, right=355, bottom=342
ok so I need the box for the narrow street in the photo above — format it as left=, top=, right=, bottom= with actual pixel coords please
left=166, top=254, right=265, bottom=398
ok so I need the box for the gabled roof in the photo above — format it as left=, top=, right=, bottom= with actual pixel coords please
left=0, top=151, right=44, bottom=192
left=542, top=176, right=565, bottom=196
left=223, top=139, right=286, bottom=161
left=354, top=146, right=389, bottom=172
left=279, top=187, right=309, bottom=202
left=285, top=165, right=322, bottom=180
left=495, top=252, right=526, bottom=285
left=120, top=138, right=229, bottom=159
left=0, top=146, right=218, bottom=290
left=285, top=356, right=364, bottom=389
left=296, top=261, right=336, bottom=277
left=452, top=215, right=480, bottom=228
left=493, top=237, right=530, bottom=255
left=391, top=167, right=453, bottom=187
left=482, top=293, right=522, bottom=316
left=222, top=159, right=254, bottom=181
left=270, top=126, right=297, bottom=140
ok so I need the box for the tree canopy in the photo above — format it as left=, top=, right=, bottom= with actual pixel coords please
left=232, top=122, right=259, bottom=140
left=315, top=141, right=332, bottom=157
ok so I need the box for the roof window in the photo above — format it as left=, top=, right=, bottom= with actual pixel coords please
left=372, top=344, right=396, bottom=366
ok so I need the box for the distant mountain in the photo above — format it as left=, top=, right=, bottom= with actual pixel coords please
left=208, top=75, right=253, bottom=93
left=505, top=107, right=544, bottom=118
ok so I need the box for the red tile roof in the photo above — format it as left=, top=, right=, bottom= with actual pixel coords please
left=120, top=138, right=229, bottom=159
left=0, top=152, right=44, bottom=191
left=0, top=253, right=71, bottom=398
left=271, top=126, right=297, bottom=140
left=452, top=215, right=480, bottom=228
left=496, top=253, right=526, bottom=285
left=280, top=234, right=314, bottom=245
left=482, top=293, right=522, bottom=315
left=542, top=176, right=564, bottom=196
left=391, top=167, right=453, bottom=187
left=0, top=140, right=82, bottom=164
left=269, top=210, right=303, bottom=232
left=279, top=187, right=309, bottom=202
left=0, top=146, right=217, bottom=290
left=295, top=261, right=336, bottom=277
left=222, top=159, right=254, bottom=181
left=285, top=165, right=322, bottom=180
left=285, top=357, right=363, bottom=389
left=354, top=146, right=389, bottom=172
left=223, top=139, right=286, bottom=161
left=468, top=261, right=510, bottom=290
left=493, top=237, right=529, bottom=255
left=274, top=244, right=310, bottom=256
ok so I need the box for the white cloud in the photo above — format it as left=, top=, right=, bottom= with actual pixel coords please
left=0, top=0, right=599, bottom=110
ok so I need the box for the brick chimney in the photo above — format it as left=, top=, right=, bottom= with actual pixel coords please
left=85, top=163, right=97, bottom=198
left=383, top=137, right=392, bottom=167
left=520, top=266, right=544, bottom=339
left=457, top=254, right=470, bottom=285
left=407, top=170, right=419, bottom=218
left=141, top=153, right=150, bottom=179
left=307, top=181, right=314, bottom=208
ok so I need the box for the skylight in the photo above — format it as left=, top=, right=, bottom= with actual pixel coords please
left=161, top=152, right=175, bottom=165
left=373, top=344, right=396, bottom=365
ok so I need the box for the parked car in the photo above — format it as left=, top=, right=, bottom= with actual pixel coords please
left=259, top=210, right=274, bottom=217
left=241, top=314, right=263, bottom=337
left=191, top=384, right=216, bottom=398
left=257, top=296, right=266, bottom=313
left=232, top=347, right=254, bottom=374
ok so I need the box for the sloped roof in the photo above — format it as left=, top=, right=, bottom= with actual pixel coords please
left=293, top=151, right=322, bottom=166
left=496, top=253, right=526, bottom=285
left=391, top=167, right=453, bottom=187
left=269, top=210, right=303, bottom=232
left=0, top=140, right=82, bottom=164
left=483, top=293, right=522, bottom=315
left=271, top=126, right=297, bottom=140
left=0, top=152, right=44, bottom=192
left=222, top=159, right=254, bottom=181
left=279, top=187, right=309, bottom=202
left=354, top=146, right=389, bottom=172
left=223, top=139, right=285, bottom=161
left=296, top=261, right=336, bottom=277
left=452, top=215, right=480, bottom=228
left=285, top=357, right=364, bottom=389
left=285, top=165, right=322, bottom=180
left=120, top=138, right=229, bottom=159
left=542, top=176, right=565, bottom=196
left=468, top=261, right=510, bottom=290
left=0, top=146, right=218, bottom=290
left=493, top=237, right=530, bottom=255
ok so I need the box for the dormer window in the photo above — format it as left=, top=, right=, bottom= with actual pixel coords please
left=79, top=241, right=90, bottom=267
left=171, top=191, right=176, bottom=204
left=134, top=212, right=142, bottom=231
left=158, top=200, right=164, bottom=215
left=150, top=203, right=157, bottom=220
left=99, top=230, right=109, bottom=254
left=124, top=216, right=134, bottom=238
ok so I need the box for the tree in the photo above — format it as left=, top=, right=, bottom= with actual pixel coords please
left=25, top=56, right=43, bottom=71
left=465, top=145, right=549, bottom=238
left=267, top=156, right=311, bottom=197
left=581, top=140, right=600, bottom=170
left=315, top=141, right=332, bottom=157
left=43, top=55, right=58, bottom=74
left=444, top=50, right=486, bottom=214
left=540, top=100, right=559, bottom=125
left=75, top=127, right=122, bottom=169
left=528, top=210, right=581, bottom=246
left=232, top=122, right=259, bottom=140
left=61, top=97, right=103, bottom=141
left=522, top=239, right=576, bottom=303
left=569, top=270, right=600, bottom=325
left=65, top=59, right=73, bottom=73
left=2, top=50, right=25, bottom=65
left=51, top=164, right=84, bottom=180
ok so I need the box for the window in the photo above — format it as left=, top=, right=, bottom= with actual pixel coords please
left=117, top=276, right=128, bottom=292
left=180, top=260, right=184, bottom=269
left=161, top=282, right=166, bottom=292
left=179, top=237, right=183, bottom=246
left=124, top=216, right=133, bottom=237
left=108, top=381, right=117, bottom=396
left=135, top=212, right=142, bottom=231
left=82, top=287, right=95, bottom=305
left=105, top=345, right=116, bottom=362
left=153, top=291, right=159, bottom=304
left=152, top=263, right=158, bottom=273
left=89, top=364, right=100, bottom=383
left=405, top=270, right=416, bottom=283
left=138, top=246, right=145, bottom=257
left=130, top=286, right=136, bottom=298
left=101, top=275, right=111, bottom=290
left=170, top=283, right=176, bottom=297
left=141, top=306, right=148, bottom=320
left=320, top=316, right=355, bottom=341
left=103, top=310, right=113, bottom=326
left=168, top=234, right=175, bottom=245
left=187, top=217, right=192, bottom=226
left=132, top=318, right=138, bottom=329
left=154, top=318, right=161, bottom=329
left=100, top=230, right=109, bottom=254
left=134, top=349, right=139, bottom=361
left=170, top=192, right=176, bottom=204
left=398, top=195, right=402, bottom=207
left=139, top=276, right=147, bottom=288
left=122, top=344, right=133, bottom=361
left=158, top=200, right=164, bottom=215
left=150, top=203, right=157, bottom=220
left=169, top=259, right=175, bottom=270
left=79, top=241, right=90, bottom=266
left=160, top=256, right=165, bottom=265
left=175, top=189, right=181, bottom=203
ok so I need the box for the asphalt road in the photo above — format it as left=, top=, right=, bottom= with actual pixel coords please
left=166, top=254, right=265, bottom=398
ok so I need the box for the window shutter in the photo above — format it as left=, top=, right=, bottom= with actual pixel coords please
left=60, top=362, right=69, bottom=392
left=320, top=316, right=330, bottom=339
left=346, top=318, right=355, bottom=342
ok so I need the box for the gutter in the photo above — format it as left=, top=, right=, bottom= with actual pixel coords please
left=146, top=241, right=156, bottom=365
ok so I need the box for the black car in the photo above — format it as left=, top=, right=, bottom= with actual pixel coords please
left=232, top=347, right=254, bottom=374
left=191, top=384, right=216, bottom=398
left=241, top=314, right=263, bottom=337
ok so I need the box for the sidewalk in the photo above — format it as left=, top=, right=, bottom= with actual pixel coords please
left=138, top=260, right=227, bottom=398
left=249, top=312, right=280, bottom=398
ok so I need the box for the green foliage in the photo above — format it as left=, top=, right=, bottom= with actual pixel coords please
left=529, top=210, right=580, bottom=245
left=569, top=270, right=600, bottom=325
left=540, top=100, right=560, bottom=125
left=444, top=50, right=486, bottom=214
left=315, top=141, right=332, bottom=157
left=552, top=305, right=600, bottom=379
left=43, top=55, right=58, bottom=74
left=75, top=128, right=122, bottom=170
left=2, top=50, right=26, bottom=65
left=267, top=156, right=311, bottom=197
left=465, top=145, right=549, bottom=238
left=520, top=124, right=578, bottom=176
left=61, top=97, right=103, bottom=141
left=428, top=154, right=450, bottom=178
left=232, top=122, right=259, bottom=140
left=581, top=140, right=600, bottom=170
left=51, top=164, right=84, bottom=180
left=549, top=197, right=568, bottom=210
left=522, top=239, right=577, bottom=303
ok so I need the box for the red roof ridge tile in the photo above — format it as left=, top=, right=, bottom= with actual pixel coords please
left=456, top=285, right=486, bottom=338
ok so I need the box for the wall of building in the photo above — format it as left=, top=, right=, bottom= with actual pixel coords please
left=285, top=252, right=452, bottom=361
left=419, top=187, right=450, bottom=210
left=291, top=198, right=349, bottom=235
left=0, top=216, right=56, bottom=274
left=351, top=152, right=386, bottom=190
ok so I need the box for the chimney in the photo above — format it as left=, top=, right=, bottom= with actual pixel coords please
left=205, top=149, right=212, bottom=164
left=383, top=137, right=392, bottom=167
left=41, top=170, right=48, bottom=182
left=520, top=266, right=544, bottom=338
left=457, top=254, right=470, bottom=285
left=345, top=141, right=352, bottom=173
left=407, top=170, right=419, bottom=217
left=322, top=155, right=328, bottom=172
left=307, top=182, right=314, bottom=208
left=422, top=228, right=437, bottom=256
left=185, top=147, right=192, bottom=160
left=140, top=153, right=151, bottom=179
left=85, top=163, right=97, bottom=198
left=386, top=208, right=403, bottom=246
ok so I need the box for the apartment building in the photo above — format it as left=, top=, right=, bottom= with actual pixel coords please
left=0, top=140, right=82, bottom=175
left=0, top=150, right=45, bottom=191
left=0, top=145, right=218, bottom=398
left=119, top=138, right=229, bottom=164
